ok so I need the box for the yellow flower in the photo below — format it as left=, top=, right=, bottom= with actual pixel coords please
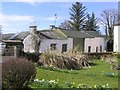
left=94, top=84, right=97, bottom=88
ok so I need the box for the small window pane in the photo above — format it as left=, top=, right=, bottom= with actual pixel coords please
left=50, top=44, right=56, bottom=50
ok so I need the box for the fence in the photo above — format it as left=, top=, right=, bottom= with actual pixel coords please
left=3, top=48, right=14, bottom=56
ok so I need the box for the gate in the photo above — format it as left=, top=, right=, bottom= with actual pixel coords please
left=3, top=47, right=14, bottom=56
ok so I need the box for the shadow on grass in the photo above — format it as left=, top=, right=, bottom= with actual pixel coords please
left=89, top=62, right=98, bottom=66
left=2, top=86, right=34, bottom=90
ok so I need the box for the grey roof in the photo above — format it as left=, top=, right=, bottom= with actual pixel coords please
left=10, top=31, right=29, bottom=40
left=39, top=30, right=67, bottom=39
left=84, top=31, right=102, bottom=37
left=60, top=30, right=94, bottom=38
left=2, top=33, right=15, bottom=40
left=9, top=29, right=67, bottom=40
left=60, top=30, right=102, bottom=38
left=6, top=27, right=102, bottom=40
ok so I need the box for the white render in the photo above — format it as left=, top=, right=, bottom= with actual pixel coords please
left=84, top=37, right=105, bottom=53
left=23, top=34, right=40, bottom=53
left=39, top=38, right=73, bottom=53
left=114, top=25, right=120, bottom=52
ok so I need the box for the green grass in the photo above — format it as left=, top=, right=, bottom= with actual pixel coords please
left=35, top=60, right=119, bottom=88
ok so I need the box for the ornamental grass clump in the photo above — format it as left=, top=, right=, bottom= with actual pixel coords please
left=2, top=58, right=36, bottom=89
left=38, top=47, right=90, bottom=70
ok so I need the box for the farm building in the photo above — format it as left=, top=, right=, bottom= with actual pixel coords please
left=1, top=25, right=107, bottom=55
left=23, top=26, right=73, bottom=53
left=113, top=24, right=120, bottom=53
left=23, top=25, right=105, bottom=53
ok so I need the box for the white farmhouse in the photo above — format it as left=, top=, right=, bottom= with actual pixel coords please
left=84, top=31, right=105, bottom=53
left=114, top=24, right=120, bottom=52
left=23, top=26, right=73, bottom=53
left=60, top=30, right=105, bottom=53
left=22, top=25, right=105, bottom=53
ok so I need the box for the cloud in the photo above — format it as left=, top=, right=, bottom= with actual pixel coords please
left=0, top=13, right=35, bottom=33
left=2, top=0, right=120, bottom=2
left=1, top=14, right=34, bottom=23
left=2, top=0, right=41, bottom=6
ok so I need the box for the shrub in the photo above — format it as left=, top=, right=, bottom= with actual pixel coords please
left=23, top=52, right=39, bottom=62
left=2, top=58, right=36, bottom=89
left=38, top=50, right=90, bottom=70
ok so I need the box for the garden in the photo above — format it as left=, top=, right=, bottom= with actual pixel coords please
left=2, top=50, right=120, bottom=89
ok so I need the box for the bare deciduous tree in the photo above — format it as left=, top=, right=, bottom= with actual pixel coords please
left=59, top=20, right=71, bottom=30
left=100, top=9, right=118, bottom=39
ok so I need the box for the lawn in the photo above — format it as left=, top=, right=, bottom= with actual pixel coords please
left=33, top=60, right=119, bottom=88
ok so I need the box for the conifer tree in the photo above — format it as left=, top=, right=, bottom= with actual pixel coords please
left=69, top=2, right=87, bottom=31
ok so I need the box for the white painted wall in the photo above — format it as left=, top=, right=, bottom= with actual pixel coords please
left=114, top=25, right=120, bottom=52
left=23, top=34, right=40, bottom=53
left=39, top=38, right=73, bottom=53
left=84, top=37, right=105, bottom=53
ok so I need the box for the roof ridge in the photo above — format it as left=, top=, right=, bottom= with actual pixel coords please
left=82, top=31, right=95, bottom=37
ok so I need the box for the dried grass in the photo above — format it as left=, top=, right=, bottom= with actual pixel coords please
left=38, top=47, right=90, bottom=70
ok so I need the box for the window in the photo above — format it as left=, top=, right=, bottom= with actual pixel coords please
left=88, top=46, right=91, bottom=53
left=96, top=46, right=98, bottom=52
left=50, top=44, right=56, bottom=50
left=100, top=45, right=102, bottom=52
left=62, top=44, right=67, bottom=53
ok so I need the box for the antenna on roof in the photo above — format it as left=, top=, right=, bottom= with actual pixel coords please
left=30, top=19, right=37, bottom=26
left=54, top=14, right=57, bottom=27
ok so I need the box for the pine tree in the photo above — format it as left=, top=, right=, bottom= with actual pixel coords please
left=69, top=2, right=87, bottom=31
left=84, top=13, right=99, bottom=31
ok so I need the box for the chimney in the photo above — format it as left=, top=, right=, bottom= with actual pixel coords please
left=29, top=25, right=37, bottom=34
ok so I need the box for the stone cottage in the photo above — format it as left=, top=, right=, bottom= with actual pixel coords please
left=23, top=25, right=105, bottom=53
left=23, top=26, right=73, bottom=53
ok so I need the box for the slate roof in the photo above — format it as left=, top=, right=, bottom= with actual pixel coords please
left=60, top=30, right=102, bottom=38
left=9, top=32, right=29, bottom=40
left=84, top=31, right=102, bottom=37
left=39, top=30, right=67, bottom=39
left=2, top=33, right=15, bottom=40
left=60, top=30, right=93, bottom=38
left=9, top=29, right=67, bottom=40
left=3, top=27, right=102, bottom=40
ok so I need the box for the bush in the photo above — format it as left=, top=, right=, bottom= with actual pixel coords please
left=38, top=50, right=90, bottom=70
left=2, top=58, right=36, bottom=89
left=22, top=52, right=39, bottom=62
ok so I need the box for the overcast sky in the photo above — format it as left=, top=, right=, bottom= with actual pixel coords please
left=0, top=1, right=119, bottom=34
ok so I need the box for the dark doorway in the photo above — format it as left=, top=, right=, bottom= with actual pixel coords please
left=107, top=39, right=113, bottom=52
left=62, top=44, right=67, bottom=53
left=88, top=46, right=91, bottom=53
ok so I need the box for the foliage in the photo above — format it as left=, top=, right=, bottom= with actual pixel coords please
left=69, top=2, right=87, bottom=31
left=77, top=83, right=109, bottom=88
left=2, top=58, right=36, bottom=89
left=31, top=79, right=61, bottom=88
left=36, top=60, right=118, bottom=88
left=23, top=52, right=39, bottom=62
left=84, top=12, right=99, bottom=31
left=103, top=72, right=118, bottom=77
left=38, top=49, right=90, bottom=70
left=30, top=79, right=109, bottom=89
left=38, top=66, right=78, bottom=74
